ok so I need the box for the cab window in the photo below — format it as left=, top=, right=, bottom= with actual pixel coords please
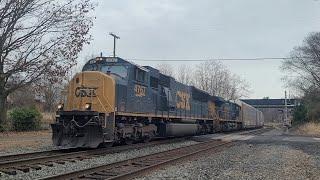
left=135, top=68, right=147, bottom=83
left=82, top=63, right=98, bottom=71
left=101, top=65, right=128, bottom=79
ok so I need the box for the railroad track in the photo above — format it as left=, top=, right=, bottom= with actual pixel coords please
left=41, top=127, right=271, bottom=180
left=0, top=137, right=187, bottom=175
left=0, top=148, right=84, bottom=164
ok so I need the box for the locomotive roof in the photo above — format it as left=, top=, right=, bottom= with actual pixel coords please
left=83, top=56, right=242, bottom=107
left=84, top=56, right=149, bottom=72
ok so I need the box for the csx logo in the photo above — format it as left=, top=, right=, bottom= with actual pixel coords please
left=134, top=85, right=146, bottom=97
left=176, top=91, right=190, bottom=110
left=208, top=102, right=216, bottom=118
left=75, top=87, right=97, bottom=97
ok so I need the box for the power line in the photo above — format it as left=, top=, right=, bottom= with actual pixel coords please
left=127, top=57, right=308, bottom=62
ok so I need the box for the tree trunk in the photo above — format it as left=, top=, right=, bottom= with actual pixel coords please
left=0, top=93, right=7, bottom=130
left=0, top=75, right=7, bottom=129
left=0, top=59, right=6, bottom=129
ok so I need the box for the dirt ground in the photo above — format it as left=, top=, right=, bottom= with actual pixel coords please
left=0, top=130, right=53, bottom=155
left=137, top=128, right=320, bottom=180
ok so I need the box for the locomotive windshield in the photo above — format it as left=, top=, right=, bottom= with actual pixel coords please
left=82, top=63, right=128, bottom=79
left=82, top=58, right=128, bottom=79
left=101, top=65, right=127, bottom=79
left=83, top=63, right=98, bottom=71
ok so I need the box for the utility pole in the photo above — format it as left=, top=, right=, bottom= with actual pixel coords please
left=109, top=33, right=120, bottom=57
left=284, top=90, right=289, bottom=129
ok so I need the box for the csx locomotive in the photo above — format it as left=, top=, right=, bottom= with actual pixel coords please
left=52, top=57, right=264, bottom=148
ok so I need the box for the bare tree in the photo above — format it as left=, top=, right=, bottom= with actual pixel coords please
left=193, top=60, right=250, bottom=100
left=156, top=63, right=175, bottom=77
left=177, top=64, right=193, bottom=85
left=226, top=74, right=250, bottom=100
left=8, top=85, right=36, bottom=109
left=282, top=32, right=320, bottom=121
left=282, top=32, right=320, bottom=90
left=0, top=0, right=95, bottom=126
left=194, top=61, right=224, bottom=96
left=37, top=80, right=64, bottom=112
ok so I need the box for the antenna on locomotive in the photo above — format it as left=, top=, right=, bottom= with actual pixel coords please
left=109, top=32, right=120, bottom=57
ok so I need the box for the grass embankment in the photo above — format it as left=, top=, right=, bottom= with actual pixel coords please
left=292, top=122, right=320, bottom=137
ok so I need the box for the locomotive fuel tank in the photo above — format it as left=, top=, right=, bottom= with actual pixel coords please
left=158, top=123, right=200, bottom=137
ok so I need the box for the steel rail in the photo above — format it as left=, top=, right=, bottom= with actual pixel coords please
left=0, top=149, right=76, bottom=163
left=0, top=137, right=187, bottom=175
left=41, top=128, right=271, bottom=180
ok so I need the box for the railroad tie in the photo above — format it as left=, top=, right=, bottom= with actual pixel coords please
left=0, top=168, right=17, bottom=175
left=15, top=166, right=30, bottom=173
left=55, top=160, right=66, bottom=165
left=29, top=165, right=42, bottom=170
left=131, top=161, right=153, bottom=167
left=82, top=173, right=115, bottom=179
left=65, top=158, right=77, bottom=163
left=41, top=162, right=54, bottom=167
left=99, top=170, right=119, bottom=177
left=75, top=156, right=88, bottom=161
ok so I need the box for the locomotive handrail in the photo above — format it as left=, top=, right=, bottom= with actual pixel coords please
left=96, top=95, right=111, bottom=113
left=62, top=117, right=99, bottom=128
left=100, top=76, right=114, bottom=112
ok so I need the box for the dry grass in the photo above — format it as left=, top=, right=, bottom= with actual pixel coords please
left=264, top=123, right=283, bottom=129
left=40, top=112, right=55, bottom=129
left=41, top=112, right=55, bottom=124
left=0, top=112, right=54, bottom=151
left=293, top=122, right=320, bottom=137
left=0, top=130, right=51, bottom=151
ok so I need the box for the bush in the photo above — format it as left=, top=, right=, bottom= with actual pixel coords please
left=10, top=107, right=42, bottom=131
left=0, top=124, right=4, bottom=132
left=0, top=123, right=10, bottom=132
left=293, top=104, right=308, bottom=125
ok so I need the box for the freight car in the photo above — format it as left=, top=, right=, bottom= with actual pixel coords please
left=52, top=57, right=264, bottom=148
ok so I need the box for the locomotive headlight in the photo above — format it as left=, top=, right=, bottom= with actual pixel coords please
left=57, top=104, right=64, bottom=111
left=84, top=103, right=92, bottom=110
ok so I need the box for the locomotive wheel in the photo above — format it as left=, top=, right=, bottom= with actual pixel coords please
left=125, top=138, right=134, bottom=145
left=99, top=142, right=114, bottom=148
left=142, top=136, right=151, bottom=143
left=142, top=132, right=154, bottom=143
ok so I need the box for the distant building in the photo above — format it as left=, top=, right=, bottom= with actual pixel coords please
left=241, top=99, right=300, bottom=124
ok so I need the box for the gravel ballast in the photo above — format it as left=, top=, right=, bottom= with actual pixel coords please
left=2, top=128, right=320, bottom=180
left=136, top=142, right=320, bottom=180
left=0, top=140, right=198, bottom=180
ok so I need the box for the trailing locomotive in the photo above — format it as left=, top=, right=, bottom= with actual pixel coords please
left=52, top=57, right=264, bottom=148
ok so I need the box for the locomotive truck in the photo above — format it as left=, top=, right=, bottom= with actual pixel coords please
left=51, top=56, right=264, bottom=148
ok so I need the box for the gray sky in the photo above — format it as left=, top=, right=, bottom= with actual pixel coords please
left=78, top=0, right=320, bottom=99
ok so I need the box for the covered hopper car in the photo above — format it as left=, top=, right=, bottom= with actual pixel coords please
left=51, top=57, right=264, bottom=148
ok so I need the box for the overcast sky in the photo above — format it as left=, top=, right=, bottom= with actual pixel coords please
left=78, top=0, right=320, bottom=99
